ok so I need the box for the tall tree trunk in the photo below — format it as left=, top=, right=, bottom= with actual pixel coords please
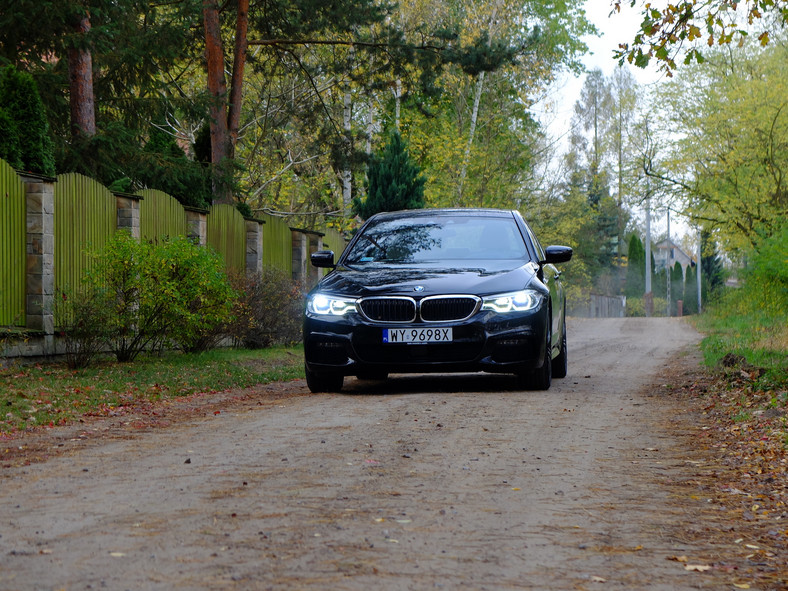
left=68, top=13, right=96, bottom=138
left=228, top=0, right=249, bottom=159
left=341, top=46, right=355, bottom=215
left=457, top=70, right=485, bottom=206
left=203, top=0, right=232, bottom=203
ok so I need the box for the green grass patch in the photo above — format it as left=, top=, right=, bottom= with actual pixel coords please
left=0, top=346, right=304, bottom=437
left=694, top=286, right=787, bottom=391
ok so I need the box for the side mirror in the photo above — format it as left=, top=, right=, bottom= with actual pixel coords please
left=542, top=245, right=573, bottom=265
left=311, top=250, right=336, bottom=268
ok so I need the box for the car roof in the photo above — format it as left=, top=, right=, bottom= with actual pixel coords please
left=367, top=208, right=517, bottom=221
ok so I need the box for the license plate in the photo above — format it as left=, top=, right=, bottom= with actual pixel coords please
left=382, top=327, right=453, bottom=343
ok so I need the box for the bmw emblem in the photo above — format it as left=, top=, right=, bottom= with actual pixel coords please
left=414, top=285, right=425, bottom=292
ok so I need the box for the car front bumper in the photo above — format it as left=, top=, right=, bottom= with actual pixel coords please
left=304, top=304, right=549, bottom=377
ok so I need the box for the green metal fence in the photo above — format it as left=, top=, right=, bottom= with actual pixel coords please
left=322, top=227, right=347, bottom=261
left=260, top=213, right=292, bottom=276
left=138, top=189, right=187, bottom=242
left=206, top=204, right=246, bottom=273
left=0, top=159, right=26, bottom=326
left=54, top=173, right=117, bottom=298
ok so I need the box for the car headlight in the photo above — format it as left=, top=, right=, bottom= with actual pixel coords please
left=307, top=293, right=358, bottom=316
left=481, top=290, right=540, bottom=313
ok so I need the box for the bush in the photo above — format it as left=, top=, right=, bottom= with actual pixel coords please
left=84, top=233, right=237, bottom=361
left=54, top=288, right=111, bottom=369
left=626, top=297, right=668, bottom=317
left=228, top=268, right=304, bottom=348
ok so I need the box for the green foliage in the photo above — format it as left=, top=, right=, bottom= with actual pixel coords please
left=54, top=287, right=112, bottom=369
left=83, top=232, right=236, bottom=361
left=58, top=123, right=212, bottom=209
left=695, top=228, right=787, bottom=390
left=354, top=131, right=425, bottom=220
left=228, top=268, right=305, bottom=349
left=236, top=202, right=253, bottom=219
left=654, top=44, right=788, bottom=255
left=152, top=237, right=238, bottom=353
left=0, top=107, right=22, bottom=169
left=626, top=296, right=668, bottom=317
left=0, top=66, right=55, bottom=176
left=683, top=264, right=699, bottom=315
left=624, top=233, right=645, bottom=298
left=743, top=224, right=788, bottom=317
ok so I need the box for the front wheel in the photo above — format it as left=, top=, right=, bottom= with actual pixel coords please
left=518, top=327, right=552, bottom=391
left=305, top=365, right=344, bottom=393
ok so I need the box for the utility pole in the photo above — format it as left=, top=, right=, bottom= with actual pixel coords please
left=644, top=190, right=652, bottom=317
left=697, top=228, right=702, bottom=314
left=666, top=208, right=671, bottom=316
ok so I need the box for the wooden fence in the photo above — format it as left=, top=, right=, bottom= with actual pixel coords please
left=207, top=203, right=246, bottom=274
left=54, top=173, right=117, bottom=298
left=0, top=161, right=347, bottom=358
left=139, top=189, right=188, bottom=242
left=0, top=159, right=25, bottom=326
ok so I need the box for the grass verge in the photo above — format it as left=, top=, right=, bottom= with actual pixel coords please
left=0, top=346, right=304, bottom=438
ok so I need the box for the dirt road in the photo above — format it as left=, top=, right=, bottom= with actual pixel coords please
left=1, top=318, right=739, bottom=590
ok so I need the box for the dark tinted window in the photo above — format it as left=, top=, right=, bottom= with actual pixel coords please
left=344, top=215, right=528, bottom=264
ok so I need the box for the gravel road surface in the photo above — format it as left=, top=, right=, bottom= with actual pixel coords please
left=1, top=318, right=734, bottom=590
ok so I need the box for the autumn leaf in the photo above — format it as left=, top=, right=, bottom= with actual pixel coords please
left=684, top=564, right=712, bottom=572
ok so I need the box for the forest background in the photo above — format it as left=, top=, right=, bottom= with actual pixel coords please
left=0, top=0, right=786, bottom=315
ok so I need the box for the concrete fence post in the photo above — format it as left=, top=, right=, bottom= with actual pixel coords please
left=246, top=219, right=264, bottom=275
left=115, top=193, right=141, bottom=239
left=185, top=207, right=207, bottom=246
left=21, top=173, right=56, bottom=353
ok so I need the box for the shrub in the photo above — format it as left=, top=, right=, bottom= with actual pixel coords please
left=228, top=268, right=304, bottom=348
left=84, top=233, right=237, bottom=361
left=156, top=237, right=237, bottom=353
left=54, top=287, right=111, bottom=369
left=626, top=297, right=668, bottom=317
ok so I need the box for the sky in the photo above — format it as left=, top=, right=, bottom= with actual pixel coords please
left=536, top=0, right=663, bottom=148
left=533, top=0, right=693, bottom=241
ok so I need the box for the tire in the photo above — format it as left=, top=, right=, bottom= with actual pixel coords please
left=305, top=365, right=344, bottom=393
left=517, top=324, right=552, bottom=391
left=528, top=347, right=552, bottom=390
left=552, top=319, right=568, bottom=379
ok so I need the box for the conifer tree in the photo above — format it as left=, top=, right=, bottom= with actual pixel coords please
left=624, top=233, right=645, bottom=297
left=353, top=132, right=425, bottom=220
left=0, top=67, right=55, bottom=176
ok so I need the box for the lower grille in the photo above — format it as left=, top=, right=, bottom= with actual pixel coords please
left=359, top=343, right=483, bottom=364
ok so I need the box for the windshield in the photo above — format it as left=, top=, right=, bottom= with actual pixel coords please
left=343, top=215, right=528, bottom=265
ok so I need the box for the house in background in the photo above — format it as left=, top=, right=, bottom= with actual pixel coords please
left=654, top=239, right=695, bottom=278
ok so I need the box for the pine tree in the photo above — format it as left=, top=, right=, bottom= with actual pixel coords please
left=624, top=233, right=645, bottom=297
left=353, top=132, right=426, bottom=220
left=0, top=67, right=55, bottom=176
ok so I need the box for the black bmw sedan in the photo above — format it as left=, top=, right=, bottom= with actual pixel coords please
left=303, top=208, right=572, bottom=393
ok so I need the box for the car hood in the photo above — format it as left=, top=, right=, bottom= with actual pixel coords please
left=315, top=262, right=543, bottom=298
